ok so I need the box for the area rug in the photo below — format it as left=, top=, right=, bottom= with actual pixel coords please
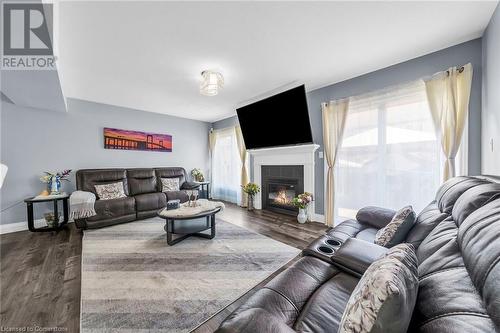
left=80, top=217, right=300, bottom=332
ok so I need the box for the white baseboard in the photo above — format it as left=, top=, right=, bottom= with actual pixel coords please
left=0, top=219, right=74, bottom=234
left=312, top=214, right=325, bottom=224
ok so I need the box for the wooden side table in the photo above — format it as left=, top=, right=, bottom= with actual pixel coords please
left=24, top=194, right=70, bottom=232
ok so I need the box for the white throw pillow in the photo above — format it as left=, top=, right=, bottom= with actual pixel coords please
left=161, top=177, right=180, bottom=192
left=94, top=182, right=126, bottom=200
left=338, top=243, right=419, bottom=333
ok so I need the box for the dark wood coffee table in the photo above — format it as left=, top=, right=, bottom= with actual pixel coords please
left=157, top=206, right=221, bottom=245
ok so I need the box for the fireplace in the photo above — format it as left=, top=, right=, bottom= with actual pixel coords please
left=262, top=165, right=304, bottom=215
left=268, top=180, right=297, bottom=210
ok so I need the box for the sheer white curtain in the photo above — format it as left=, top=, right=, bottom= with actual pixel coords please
left=334, top=80, right=441, bottom=222
left=211, top=127, right=242, bottom=204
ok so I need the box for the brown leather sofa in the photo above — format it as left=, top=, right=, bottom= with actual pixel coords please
left=74, top=167, right=198, bottom=229
left=217, top=176, right=500, bottom=333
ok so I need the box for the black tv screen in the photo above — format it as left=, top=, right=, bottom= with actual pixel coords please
left=236, top=85, right=313, bottom=149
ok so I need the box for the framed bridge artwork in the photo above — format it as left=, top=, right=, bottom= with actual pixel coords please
left=103, top=127, right=172, bottom=152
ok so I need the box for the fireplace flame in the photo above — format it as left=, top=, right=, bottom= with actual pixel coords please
left=275, top=190, right=291, bottom=205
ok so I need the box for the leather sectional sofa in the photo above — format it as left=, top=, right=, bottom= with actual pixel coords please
left=75, top=167, right=198, bottom=229
left=217, top=176, right=500, bottom=333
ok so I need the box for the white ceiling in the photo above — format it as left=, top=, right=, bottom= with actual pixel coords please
left=57, top=1, right=498, bottom=123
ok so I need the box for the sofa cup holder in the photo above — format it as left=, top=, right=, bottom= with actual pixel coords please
left=318, top=245, right=334, bottom=254
left=325, top=239, right=342, bottom=247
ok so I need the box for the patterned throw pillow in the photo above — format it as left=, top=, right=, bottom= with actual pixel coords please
left=94, top=182, right=126, bottom=200
left=161, top=177, right=180, bottom=192
left=338, top=243, right=419, bottom=333
left=374, top=206, right=416, bottom=248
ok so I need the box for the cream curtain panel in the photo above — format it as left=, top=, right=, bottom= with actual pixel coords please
left=425, top=63, right=473, bottom=182
left=322, top=99, right=349, bottom=227
left=208, top=129, right=217, bottom=182
left=235, top=126, right=249, bottom=207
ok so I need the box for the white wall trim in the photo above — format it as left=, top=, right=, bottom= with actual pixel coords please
left=312, top=214, right=325, bottom=223
left=0, top=219, right=74, bottom=234
left=248, top=144, right=320, bottom=213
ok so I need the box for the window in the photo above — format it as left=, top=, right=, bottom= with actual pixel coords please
left=211, top=127, right=242, bottom=204
left=334, top=80, right=440, bottom=222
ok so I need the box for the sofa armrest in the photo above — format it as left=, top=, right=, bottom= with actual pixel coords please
left=180, top=181, right=200, bottom=190
left=330, top=238, right=388, bottom=278
left=356, top=206, right=396, bottom=229
left=216, top=308, right=296, bottom=333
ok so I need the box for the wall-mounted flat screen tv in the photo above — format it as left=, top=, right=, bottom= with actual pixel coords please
left=236, top=85, right=313, bottom=149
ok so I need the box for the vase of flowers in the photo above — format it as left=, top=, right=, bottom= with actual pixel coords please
left=297, top=208, right=308, bottom=224
left=241, top=183, right=260, bottom=211
left=191, top=168, right=205, bottom=182
left=291, top=192, right=314, bottom=224
left=40, top=170, right=71, bottom=195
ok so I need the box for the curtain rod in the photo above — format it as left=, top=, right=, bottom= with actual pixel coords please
left=322, top=64, right=469, bottom=106
left=446, top=65, right=465, bottom=75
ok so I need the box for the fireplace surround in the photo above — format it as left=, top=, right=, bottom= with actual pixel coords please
left=262, top=165, right=304, bottom=215
left=248, top=144, right=320, bottom=221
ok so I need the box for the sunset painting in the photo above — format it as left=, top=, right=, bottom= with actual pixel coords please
left=103, top=127, right=172, bottom=152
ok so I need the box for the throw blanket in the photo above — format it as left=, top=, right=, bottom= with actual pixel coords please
left=70, top=191, right=97, bottom=219
left=159, top=199, right=225, bottom=218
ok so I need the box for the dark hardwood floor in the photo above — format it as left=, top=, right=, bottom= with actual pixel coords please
left=0, top=203, right=328, bottom=332
left=0, top=219, right=82, bottom=332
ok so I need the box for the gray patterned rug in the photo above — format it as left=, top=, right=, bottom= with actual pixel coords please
left=80, top=217, right=300, bottom=332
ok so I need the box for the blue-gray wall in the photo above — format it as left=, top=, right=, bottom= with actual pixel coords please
left=482, top=4, right=500, bottom=175
left=214, top=39, right=483, bottom=216
left=0, top=99, right=210, bottom=224
left=212, top=116, right=239, bottom=130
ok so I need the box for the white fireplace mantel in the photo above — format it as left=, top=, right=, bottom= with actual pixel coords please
left=248, top=144, right=320, bottom=216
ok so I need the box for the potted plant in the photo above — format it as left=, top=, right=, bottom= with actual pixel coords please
left=191, top=168, right=205, bottom=182
left=291, top=192, right=314, bottom=224
left=241, top=183, right=260, bottom=211
left=40, top=170, right=71, bottom=195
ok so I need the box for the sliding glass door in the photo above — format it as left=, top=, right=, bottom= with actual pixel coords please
left=211, top=127, right=242, bottom=204
left=334, top=81, right=440, bottom=222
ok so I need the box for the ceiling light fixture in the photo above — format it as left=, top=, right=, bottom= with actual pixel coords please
left=200, top=70, right=224, bottom=96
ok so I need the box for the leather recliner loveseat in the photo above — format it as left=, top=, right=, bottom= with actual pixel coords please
left=217, top=176, right=500, bottom=333
left=74, top=167, right=198, bottom=229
